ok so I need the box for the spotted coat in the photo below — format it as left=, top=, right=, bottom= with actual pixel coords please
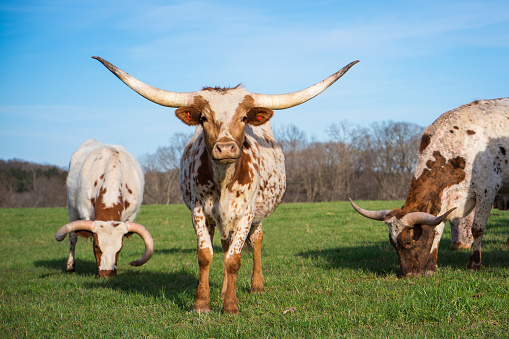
left=353, top=98, right=509, bottom=276
left=64, top=139, right=146, bottom=277
left=177, top=87, right=286, bottom=314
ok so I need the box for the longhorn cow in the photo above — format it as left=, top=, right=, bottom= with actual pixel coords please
left=56, top=139, right=154, bottom=278
left=351, top=98, right=509, bottom=277
left=94, top=57, right=358, bottom=313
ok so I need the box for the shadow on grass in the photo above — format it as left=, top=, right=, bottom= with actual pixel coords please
left=85, top=269, right=201, bottom=310
left=35, top=258, right=98, bottom=277
left=34, top=246, right=229, bottom=311
left=154, top=245, right=223, bottom=256
left=297, top=237, right=508, bottom=277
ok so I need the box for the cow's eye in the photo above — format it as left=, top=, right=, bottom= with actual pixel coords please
left=241, top=116, right=248, bottom=123
left=201, top=116, right=208, bottom=123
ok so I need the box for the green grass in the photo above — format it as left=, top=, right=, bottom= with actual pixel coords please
left=1, top=201, right=508, bottom=338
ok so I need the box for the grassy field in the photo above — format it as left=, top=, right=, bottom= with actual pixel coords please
left=1, top=201, right=508, bottom=338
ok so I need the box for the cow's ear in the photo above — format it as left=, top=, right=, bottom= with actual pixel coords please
left=175, top=107, right=201, bottom=126
left=247, top=107, right=274, bottom=126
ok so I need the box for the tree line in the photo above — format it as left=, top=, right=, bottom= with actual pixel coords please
left=0, top=121, right=424, bottom=208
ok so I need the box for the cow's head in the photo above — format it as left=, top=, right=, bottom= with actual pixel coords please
left=349, top=199, right=455, bottom=277
left=92, top=57, right=358, bottom=164
left=174, top=86, right=274, bottom=163
left=56, top=220, right=154, bottom=278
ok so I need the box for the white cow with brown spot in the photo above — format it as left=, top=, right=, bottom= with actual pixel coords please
left=93, top=57, right=358, bottom=313
left=351, top=98, right=509, bottom=277
left=56, top=139, right=154, bottom=278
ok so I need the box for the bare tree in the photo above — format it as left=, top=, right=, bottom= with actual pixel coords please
left=141, top=133, right=192, bottom=204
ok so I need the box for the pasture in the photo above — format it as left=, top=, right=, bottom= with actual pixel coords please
left=1, top=201, right=508, bottom=338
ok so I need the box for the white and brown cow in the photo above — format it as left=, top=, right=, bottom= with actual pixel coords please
left=56, top=139, right=154, bottom=278
left=351, top=98, right=509, bottom=277
left=93, top=56, right=358, bottom=313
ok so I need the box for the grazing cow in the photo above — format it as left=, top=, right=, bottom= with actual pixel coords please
left=93, top=56, right=358, bottom=313
left=351, top=98, right=509, bottom=277
left=56, top=139, right=154, bottom=278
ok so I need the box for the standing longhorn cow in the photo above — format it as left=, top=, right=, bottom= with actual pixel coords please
left=56, top=139, right=154, bottom=278
left=93, top=57, right=358, bottom=313
left=351, top=98, right=509, bottom=277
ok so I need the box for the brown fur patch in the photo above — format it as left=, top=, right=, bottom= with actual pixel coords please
left=196, top=148, right=213, bottom=187
left=93, top=187, right=123, bottom=221
left=467, top=130, right=476, bottom=135
left=401, top=151, right=466, bottom=215
left=227, top=150, right=254, bottom=190
left=419, top=133, right=431, bottom=153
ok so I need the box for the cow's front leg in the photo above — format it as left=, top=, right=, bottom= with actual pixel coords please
left=467, top=196, right=493, bottom=270
left=220, top=236, right=230, bottom=298
left=450, top=210, right=474, bottom=251
left=222, top=214, right=252, bottom=315
left=248, top=223, right=265, bottom=293
left=192, top=207, right=213, bottom=313
left=66, top=231, right=78, bottom=272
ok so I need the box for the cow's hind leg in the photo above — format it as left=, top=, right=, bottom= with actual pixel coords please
left=66, top=231, right=78, bottom=272
left=248, top=223, right=264, bottom=294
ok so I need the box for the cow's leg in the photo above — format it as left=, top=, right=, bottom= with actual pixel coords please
left=66, top=208, right=80, bottom=272
left=467, top=195, right=494, bottom=270
left=220, top=236, right=230, bottom=298
left=192, top=207, right=213, bottom=313
left=66, top=231, right=78, bottom=272
left=450, top=210, right=474, bottom=251
left=222, top=213, right=252, bottom=315
left=248, top=223, right=264, bottom=293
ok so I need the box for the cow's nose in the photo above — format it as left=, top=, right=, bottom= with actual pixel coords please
left=213, top=141, right=240, bottom=161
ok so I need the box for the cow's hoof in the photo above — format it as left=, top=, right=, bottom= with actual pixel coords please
left=223, top=307, right=240, bottom=315
left=192, top=307, right=211, bottom=314
left=193, top=300, right=211, bottom=314
left=250, top=286, right=265, bottom=294
left=467, top=264, right=482, bottom=271
left=451, top=242, right=471, bottom=251
left=66, top=268, right=75, bottom=273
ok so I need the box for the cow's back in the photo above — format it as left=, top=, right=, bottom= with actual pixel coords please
left=416, top=98, right=509, bottom=178
left=67, top=139, right=144, bottom=221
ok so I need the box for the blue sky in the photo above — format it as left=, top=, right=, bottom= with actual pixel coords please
left=1, top=0, right=508, bottom=168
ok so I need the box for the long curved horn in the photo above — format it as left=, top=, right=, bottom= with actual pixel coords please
left=349, top=198, right=391, bottom=221
left=253, top=60, right=359, bottom=110
left=93, top=56, right=194, bottom=108
left=55, top=220, right=94, bottom=241
left=403, top=208, right=457, bottom=227
left=126, top=222, right=154, bottom=266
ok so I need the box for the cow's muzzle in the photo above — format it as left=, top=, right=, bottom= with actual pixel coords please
left=212, top=141, right=240, bottom=163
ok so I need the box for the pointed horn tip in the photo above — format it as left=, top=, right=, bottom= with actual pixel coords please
left=55, top=233, right=66, bottom=241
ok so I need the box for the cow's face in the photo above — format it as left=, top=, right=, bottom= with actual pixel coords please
left=385, top=215, right=437, bottom=277
left=175, top=87, right=273, bottom=163
left=90, top=221, right=129, bottom=278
